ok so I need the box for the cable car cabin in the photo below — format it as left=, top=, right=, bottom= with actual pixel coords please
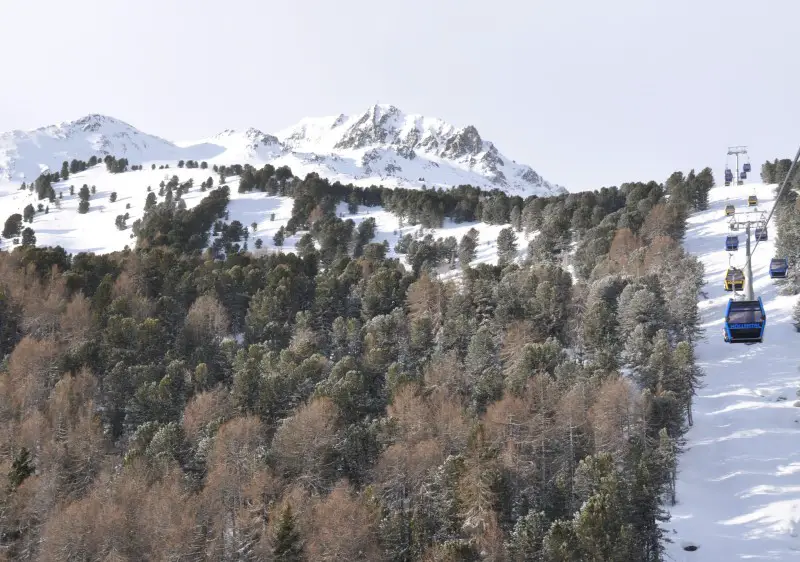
left=723, top=297, right=766, bottom=343
left=748, top=195, right=758, bottom=206
left=725, top=205, right=735, bottom=216
left=740, top=171, right=747, bottom=180
left=769, top=258, right=789, bottom=279
left=755, top=227, right=768, bottom=241
left=725, top=235, right=739, bottom=251
left=725, top=168, right=733, bottom=183
left=743, top=162, right=752, bottom=173
left=724, top=267, right=745, bottom=291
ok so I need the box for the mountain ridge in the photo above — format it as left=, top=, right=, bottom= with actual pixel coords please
left=0, top=105, right=566, bottom=196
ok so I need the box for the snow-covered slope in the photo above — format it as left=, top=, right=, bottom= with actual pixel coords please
left=0, top=115, right=195, bottom=181
left=0, top=164, right=535, bottom=270
left=666, top=181, right=800, bottom=559
left=0, top=105, right=565, bottom=196
left=269, top=104, right=565, bottom=195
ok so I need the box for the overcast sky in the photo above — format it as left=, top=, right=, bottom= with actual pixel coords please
left=1, top=0, right=798, bottom=191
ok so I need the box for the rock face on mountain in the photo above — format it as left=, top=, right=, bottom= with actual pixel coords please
left=0, top=105, right=566, bottom=196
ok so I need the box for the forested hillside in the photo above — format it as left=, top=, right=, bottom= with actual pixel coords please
left=0, top=163, right=713, bottom=561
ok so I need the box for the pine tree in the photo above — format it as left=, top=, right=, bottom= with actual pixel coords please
left=144, top=192, right=157, bottom=211
left=347, top=192, right=359, bottom=214
left=274, top=226, right=286, bottom=247
left=510, top=205, right=523, bottom=232
left=458, top=229, right=478, bottom=268
left=622, top=324, right=651, bottom=376
left=21, top=227, right=36, bottom=247
left=2, top=214, right=22, bottom=239
left=23, top=204, right=35, bottom=223
left=643, top=329, right=672, bottom=391
left=508, top=510, right=548, bottom=561
left=8, top=447, right=34, bottom=490
left=465, top=325, right=502, bottom=412
left=496, top=227, right=518, bottom=266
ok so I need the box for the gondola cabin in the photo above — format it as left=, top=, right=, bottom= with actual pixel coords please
left=723, top=267, right=745, bottom=291
left=769, top=258, right=789, bottom=279
left=743, top=162, right=752, bottom=173
left=723, top=297, right=766, bottom=343
left=725, top=235, right=739, bottom=251
left=740, top=171, right=747, bottom=180
left=748, top=195, right=758, bottom=206
left=725, top=168, right=733, bottom=184
left=755, top=227, right=768, bottom=241
left=725, top=205, right=735, bottom=216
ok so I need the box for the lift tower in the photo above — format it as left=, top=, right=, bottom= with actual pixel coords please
left=728, top=209, right=765, bottom=300
left=727, top=146, right=749, bottom=186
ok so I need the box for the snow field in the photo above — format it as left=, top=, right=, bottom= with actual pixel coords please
left=0, top=164, right=534, bottom=273
left=666, top=181, right=800, bottom=560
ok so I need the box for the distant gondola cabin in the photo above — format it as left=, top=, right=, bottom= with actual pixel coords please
left=724, top=267, right=745, bottom=291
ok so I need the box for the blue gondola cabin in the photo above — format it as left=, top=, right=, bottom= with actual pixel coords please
left=743, top=162, right=752, bottom=173
left=769, top=258, right=789, bottom=279
left=740, top=171, right=747, bottom=180
left=755, top=227, right=768, bottom=241
left=723, top=297, right=766, bottom=343
left=725, top=235, right=739, bottom=251
left=725, top=168, right=733, bottom=184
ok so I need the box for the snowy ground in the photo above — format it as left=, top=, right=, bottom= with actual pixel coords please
left=0, top=164, right=534, bottom=271
left=666, top=181, right=800, bottom=560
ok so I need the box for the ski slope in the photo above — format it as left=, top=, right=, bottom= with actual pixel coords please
left=667, top=181, right=800, bottom=560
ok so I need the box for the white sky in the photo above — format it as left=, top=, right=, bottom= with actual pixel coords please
left=1, top=0, right=798, bottom=191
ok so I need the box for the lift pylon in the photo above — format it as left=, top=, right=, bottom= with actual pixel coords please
left=727, top=146, right=749, bottom=186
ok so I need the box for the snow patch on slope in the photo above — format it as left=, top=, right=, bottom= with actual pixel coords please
left=0, top=166, right=534, bottom=272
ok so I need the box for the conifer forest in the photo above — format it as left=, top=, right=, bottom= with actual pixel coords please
left=0, top=162, right=718, bottom=561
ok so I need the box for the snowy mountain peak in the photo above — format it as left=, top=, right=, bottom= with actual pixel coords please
left=211, top=127, right=280, bottom=147
left=0, top=105, right=566, bottom=195
left=68, top=114, right=135, bottom=133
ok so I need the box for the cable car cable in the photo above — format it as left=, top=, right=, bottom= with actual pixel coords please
left=742, top=145, right=800, bottom=269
